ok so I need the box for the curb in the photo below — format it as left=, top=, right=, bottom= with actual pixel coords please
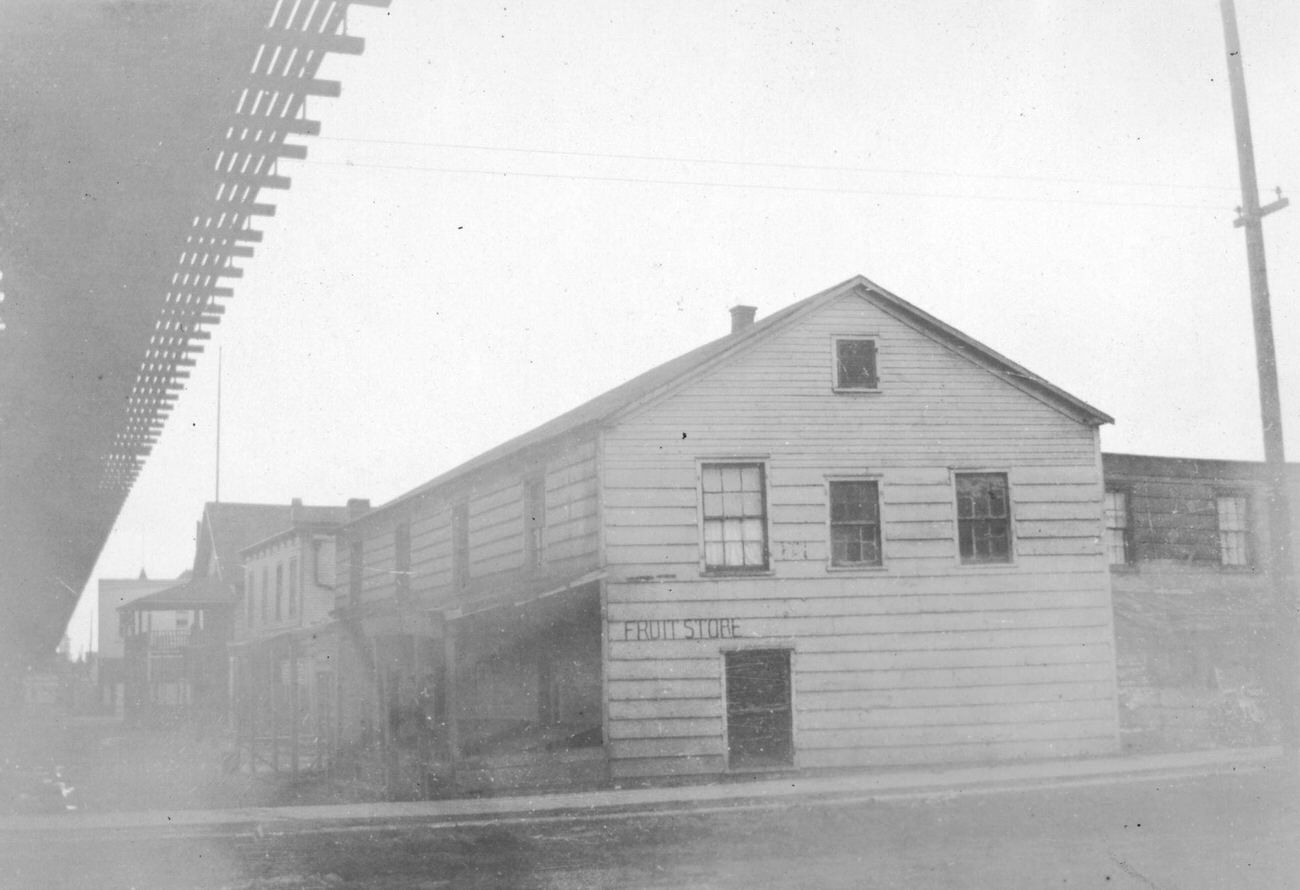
left=0, top=746, right=1283, bottom=838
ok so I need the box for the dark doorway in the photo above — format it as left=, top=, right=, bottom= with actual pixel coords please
left=725, top=648, right=793, bottom=768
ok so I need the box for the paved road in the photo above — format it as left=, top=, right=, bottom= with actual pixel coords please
left=2, top=769, right=1295, bottom=889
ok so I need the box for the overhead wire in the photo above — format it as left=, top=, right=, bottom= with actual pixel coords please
left=297, top=156, right=1236, bottom=213
left=315, top=135, right=1249, bottom=195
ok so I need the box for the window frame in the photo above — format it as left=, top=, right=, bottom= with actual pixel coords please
left=953, top=471, right=1014, bottom=565
left=826, top=476, right=884, bottom=570
left=1103, top=487, right=1135, bottom=568
left=831, top=335, right=881, bottom=393
left=1214, top=491, right=1252, bottom=569
left=698, top=459, right=771, bottom=574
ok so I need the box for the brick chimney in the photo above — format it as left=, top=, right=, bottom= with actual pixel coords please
left=290, top=497, right=302, bottom=522
left=346, top=498, right=371, bottom=521
left=729, top=305, right=757, bottom=334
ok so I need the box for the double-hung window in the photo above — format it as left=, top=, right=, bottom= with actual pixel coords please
left=956, top=472, right=1011, bottom=563
left=1215, top=494, right=1250, bottom=567
left=1104, top=489, right=1133, bottom=566
left=701, top=463, right=768, bottom=571
left=829, top=480, right=882, bottom=567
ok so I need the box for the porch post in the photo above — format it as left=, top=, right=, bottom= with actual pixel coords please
left=444, top=620, right=460, bottom=782
left=270, top=639, right=280, bottom=774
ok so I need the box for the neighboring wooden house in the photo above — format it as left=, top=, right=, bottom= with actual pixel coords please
left=95, top=571, right=179, bottom=716
left=1102, top=453, right=1300, bottom=751
left=118, top=501, right=296, bottom=728
left=334, top=275, right=1119, bottom=795
left=228, top=500, right=355, bottom=774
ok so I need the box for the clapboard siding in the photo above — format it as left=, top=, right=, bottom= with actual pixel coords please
left=343, top=437, right=601, bottom=613
left=599, top=290, right=1117, bottom=775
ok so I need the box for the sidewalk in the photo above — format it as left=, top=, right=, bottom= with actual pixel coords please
left=0, top=745, right=1283, bottom=837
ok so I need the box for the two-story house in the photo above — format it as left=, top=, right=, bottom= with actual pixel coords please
left=333, top=275, right=1120, bottom=796
left=1101, top=453, right=1300, bottom=752
left=118, top=501, right=299, bottom=727
left=228, top=499, right=355, bottom=774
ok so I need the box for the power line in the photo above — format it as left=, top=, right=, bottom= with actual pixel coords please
left=298, top=157, right=1232, bottom=212
left=316, top=135, right=1247, bottom=195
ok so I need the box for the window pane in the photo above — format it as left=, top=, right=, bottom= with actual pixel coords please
left=741, top=491, right=764, bottom=516
left=743, top=540, right=764, bottom=566
left=724, top=540, right=744, bottom=565
left=740, top=465, right=761, bottom=491
left=702, top=466, right=722, bottom=492
left=722, top=492, right=744, bottom=516
left=705, top=542, right=724, bottom=566
left=704, top=520, right=723, bottom=542
left=721, top=465, right=743, bottom=492
left=703, top=492, right=724, bottom=517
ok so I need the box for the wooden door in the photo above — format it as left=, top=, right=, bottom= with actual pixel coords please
left=725, top=649, right=793, bottom=768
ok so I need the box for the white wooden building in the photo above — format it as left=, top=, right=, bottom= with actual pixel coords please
left=335, top=275, right=1119, bottom=792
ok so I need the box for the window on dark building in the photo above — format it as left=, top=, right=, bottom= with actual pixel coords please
left=246, top=568, right=255, bottom=627
left=701, top=462, right=768, bottom=571
left=829, top=480, right=882, bottom=567
left=1104, top=490, right=1133, bottom=566
left=834, top=338, right=878, bottom=390
left=1216, top=494, right=1250, bottom=567
left=956, top=472, right=1011, bottom=563
left=288, top=557, right=299, bottom=618
left=275, top=563, right=284, bottom=621
left=261, top=566, right=270, bottom=621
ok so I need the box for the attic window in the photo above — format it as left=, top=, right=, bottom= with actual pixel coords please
left=834, top=338, right=878, bottom=391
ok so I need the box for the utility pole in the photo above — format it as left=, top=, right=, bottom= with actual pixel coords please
left=1219, top=0, right=1296, bottom=759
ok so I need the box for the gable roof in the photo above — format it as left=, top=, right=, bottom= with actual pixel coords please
left=371, top=275, right=1111, bottom=519
left=193, top=502, right=296, bottom=583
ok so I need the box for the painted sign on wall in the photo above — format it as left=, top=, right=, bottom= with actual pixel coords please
left=618, top=618, right=741, bottom=642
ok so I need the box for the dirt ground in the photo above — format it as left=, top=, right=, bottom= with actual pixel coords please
left=2, top=769, right=1297, bottom=889
left=2, top=713, right=1297, bottom=889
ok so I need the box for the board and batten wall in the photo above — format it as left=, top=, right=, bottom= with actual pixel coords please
left=601, top=291, right=1120, bottom=781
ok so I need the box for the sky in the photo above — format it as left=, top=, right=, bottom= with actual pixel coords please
left=68, top=0, right=1300, bottom=654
